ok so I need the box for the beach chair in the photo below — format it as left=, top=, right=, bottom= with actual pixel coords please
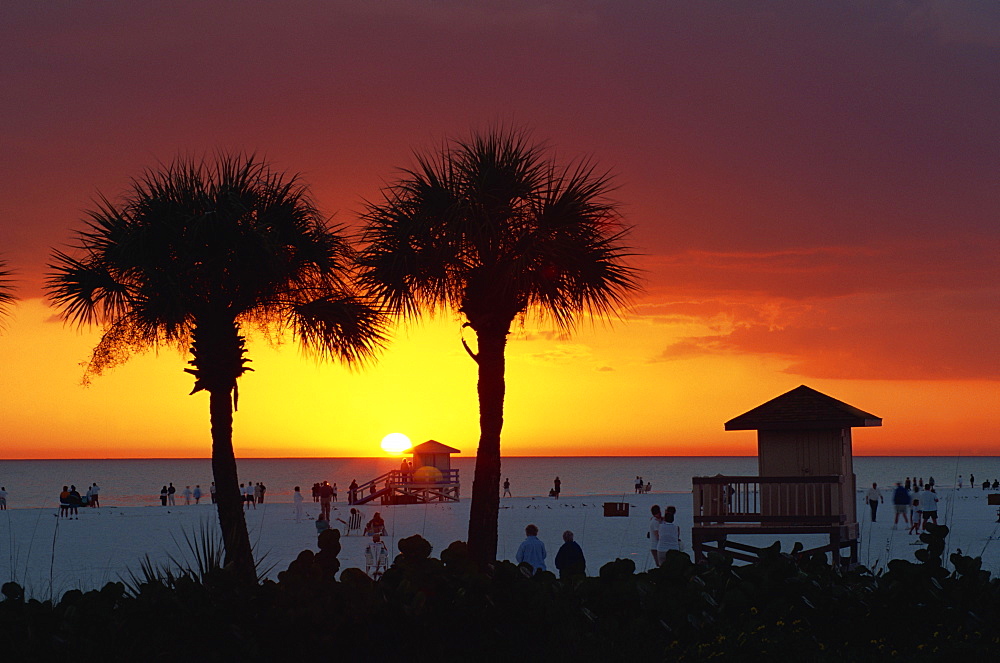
left=365, top=540, right=389, bottom=579
left=346, top=509, right=362, bottom=535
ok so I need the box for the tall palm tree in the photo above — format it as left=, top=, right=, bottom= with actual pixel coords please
left=358, top=128, right=640, bottom=564
left=0, top=260, right=15, bottom=323
left=47, top=154, right=386, bottom=582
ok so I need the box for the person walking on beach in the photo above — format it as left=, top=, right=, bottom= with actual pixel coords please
left=920, top=487, right=939, bottom=526
left=159, top=485, right=168, bottom=506
left=648, top=505, right=662, bottom=567
left=515, top=524, right=546, bottom=575
left=0, top=486, right=6, bottom=510
left=209, top=482, right=217, bottom=504
left=865, top=483, right=882, bottom=522
left=555, top=530, right=586, bottom=579
left=552, top=476, right=561, bottom=499
left=503, top=478, right=512, bottom=498
left=193, top=485, right=202, bottom=504
left=293, top=486, right=304, bottom=523
left=167, top=483, right=176, bottom=506
left=656, top=509, right=682, bottom=564
left=892, top=482, right=911, bottom=527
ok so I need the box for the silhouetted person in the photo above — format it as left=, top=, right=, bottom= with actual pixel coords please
left=293, top=486, right=304, bottom=523
left=193, top=485, right=202, bottom=504
left=348, top=479, right=359, bottom=504
left=503, top=477, right=511, bottom=498
left=555, top=530, right=586, bottom=579
left=552, top=476, right=561, bottom=499
left=159, top=485, right=168, bottom=506
left=892, top=483, right=910, bottom=527
left=210, top=482, right=217, bottom=504
left=167, top=483, right=176, bottom=506
left=515, top=524, right=546, bottom=575
left=0, top=486, right=6, bottom=510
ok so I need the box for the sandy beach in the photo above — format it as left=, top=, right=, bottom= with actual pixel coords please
left=4, top=486, right=1000, bottom=600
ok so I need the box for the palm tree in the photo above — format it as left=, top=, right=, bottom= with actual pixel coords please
left=47, top=154, right=386, bottom=582
left=358, top=128, right=640, bottom=564
left=0, top=260, right=15, bottom=323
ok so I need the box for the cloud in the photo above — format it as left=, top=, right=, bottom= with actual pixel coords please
left=655, top=289, right=1000, bottom=380
left=524, top=344, right=593, bottom=364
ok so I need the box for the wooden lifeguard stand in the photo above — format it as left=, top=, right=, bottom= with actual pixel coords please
left=352, top=440, right=461, bottom=505
left=692, top=385, right=882, bottom=566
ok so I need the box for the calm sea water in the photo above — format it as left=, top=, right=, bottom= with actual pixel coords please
left=0, top=456, right=994, bottom=509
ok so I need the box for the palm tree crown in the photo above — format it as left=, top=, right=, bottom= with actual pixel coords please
left=359, top=129, right=638, bottom=333
left=49, top=155, right=385, bottom=382
left=359, top=128, right=640, bottom=564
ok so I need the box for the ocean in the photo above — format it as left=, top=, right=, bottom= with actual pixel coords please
left=0, top=456, right=993, bottom=509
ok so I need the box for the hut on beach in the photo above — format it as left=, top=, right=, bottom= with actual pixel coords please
left=691, top=385, right=882, bottom=566
left=351, top=440, right=461, bottom=505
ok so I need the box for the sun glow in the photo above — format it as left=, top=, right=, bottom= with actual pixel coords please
left=380, top=432, right=412, bottom=454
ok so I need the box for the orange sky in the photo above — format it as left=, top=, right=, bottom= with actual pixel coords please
left=1, top=2, right=997, bottom=458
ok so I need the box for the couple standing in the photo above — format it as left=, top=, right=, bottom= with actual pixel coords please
left=648, top=504, right=682, bottom=566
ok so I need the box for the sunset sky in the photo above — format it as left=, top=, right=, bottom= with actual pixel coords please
left=1, top=1, right=997, bottom=459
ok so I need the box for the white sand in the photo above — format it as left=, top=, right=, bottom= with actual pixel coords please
left=3, top=488, right=1000, bottom=599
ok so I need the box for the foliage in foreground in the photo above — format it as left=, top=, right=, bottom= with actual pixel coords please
left=3, top=524, right=1000, bottom=661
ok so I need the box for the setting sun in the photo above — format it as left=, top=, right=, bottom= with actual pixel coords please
left=380, top=433, right=412, bottom=454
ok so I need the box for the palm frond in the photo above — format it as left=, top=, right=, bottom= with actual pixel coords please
left=0, top=259, right=17, bottom=322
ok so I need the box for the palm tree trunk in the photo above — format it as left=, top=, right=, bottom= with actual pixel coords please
left=210, top=388, right=255, bottom=583
left=467, top=329, right=507, bottom=565
left=191, top=317, right=256, bottom=583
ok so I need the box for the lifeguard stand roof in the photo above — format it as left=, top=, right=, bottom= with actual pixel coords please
left=405, top=440, right=461, bottom=454
left=725, top=385, right=882, bottom=431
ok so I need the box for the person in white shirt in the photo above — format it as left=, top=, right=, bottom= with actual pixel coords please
left=89, top=483, right=100, bottom=508
left=656, top=509, right=682, bottom=565
left=293, top=486, right=305, bottom=523
left=648, top=505, right=662, bottom=567
left=182, top=486, right=192, bottom=505
left=920, top=488, right=940, bottom=526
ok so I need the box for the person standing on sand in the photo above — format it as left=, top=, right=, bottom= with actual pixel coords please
left=892, top=483, right=910, bottom=528
left=865, top=483, right=882, bottom=522
left=553, top=476, right=561, bottom=499
left=908, top=497, right=922, bottom=535
left=635, top=476, right=642, bottom=494
left=193, top=485, right=202, bottom=504
left=0, top=486, right=7, bottom=510
left=348, top=479, right=359, bottom=505
left=503, top=478, right=512, bottom=498
left=648, top=505, right=662, bottom=567
left=332, top=483, right=338, bottom=503
left=920, top=487, right=939, bottom=526
left=90, top=482, right=100, bottom=508
left=159, top=486, right=168, bottom=506
left=555, top=530, right=586, bottom=579
left=167, top=483, right=176, bottom=506
left=293, top=486, right=304, bottom=523
left=319, top=481, right=333, bottom=520
left=656, top=510, right=682, bottom=564
left=59, top=486, right=72, bottom=517
left=182, top=486, right=192, bottom=505
left=515, top=524, right=546, bottom=575
left=209, top=482, right=217, bottom=504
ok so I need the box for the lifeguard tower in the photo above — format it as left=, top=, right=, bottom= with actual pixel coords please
left=351, top=440, right=461, bottom=505
left=691, top=385, right=881, bottom=566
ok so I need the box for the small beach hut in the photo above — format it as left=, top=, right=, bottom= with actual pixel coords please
left=408, top=439, right=460, bottom=476
left=692, top=385, right=882, bottom=566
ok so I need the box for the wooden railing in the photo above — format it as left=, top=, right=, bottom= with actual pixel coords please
left=350, top=469, right=460, bottom=504
left=692, top=475, right=846, bottom=525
